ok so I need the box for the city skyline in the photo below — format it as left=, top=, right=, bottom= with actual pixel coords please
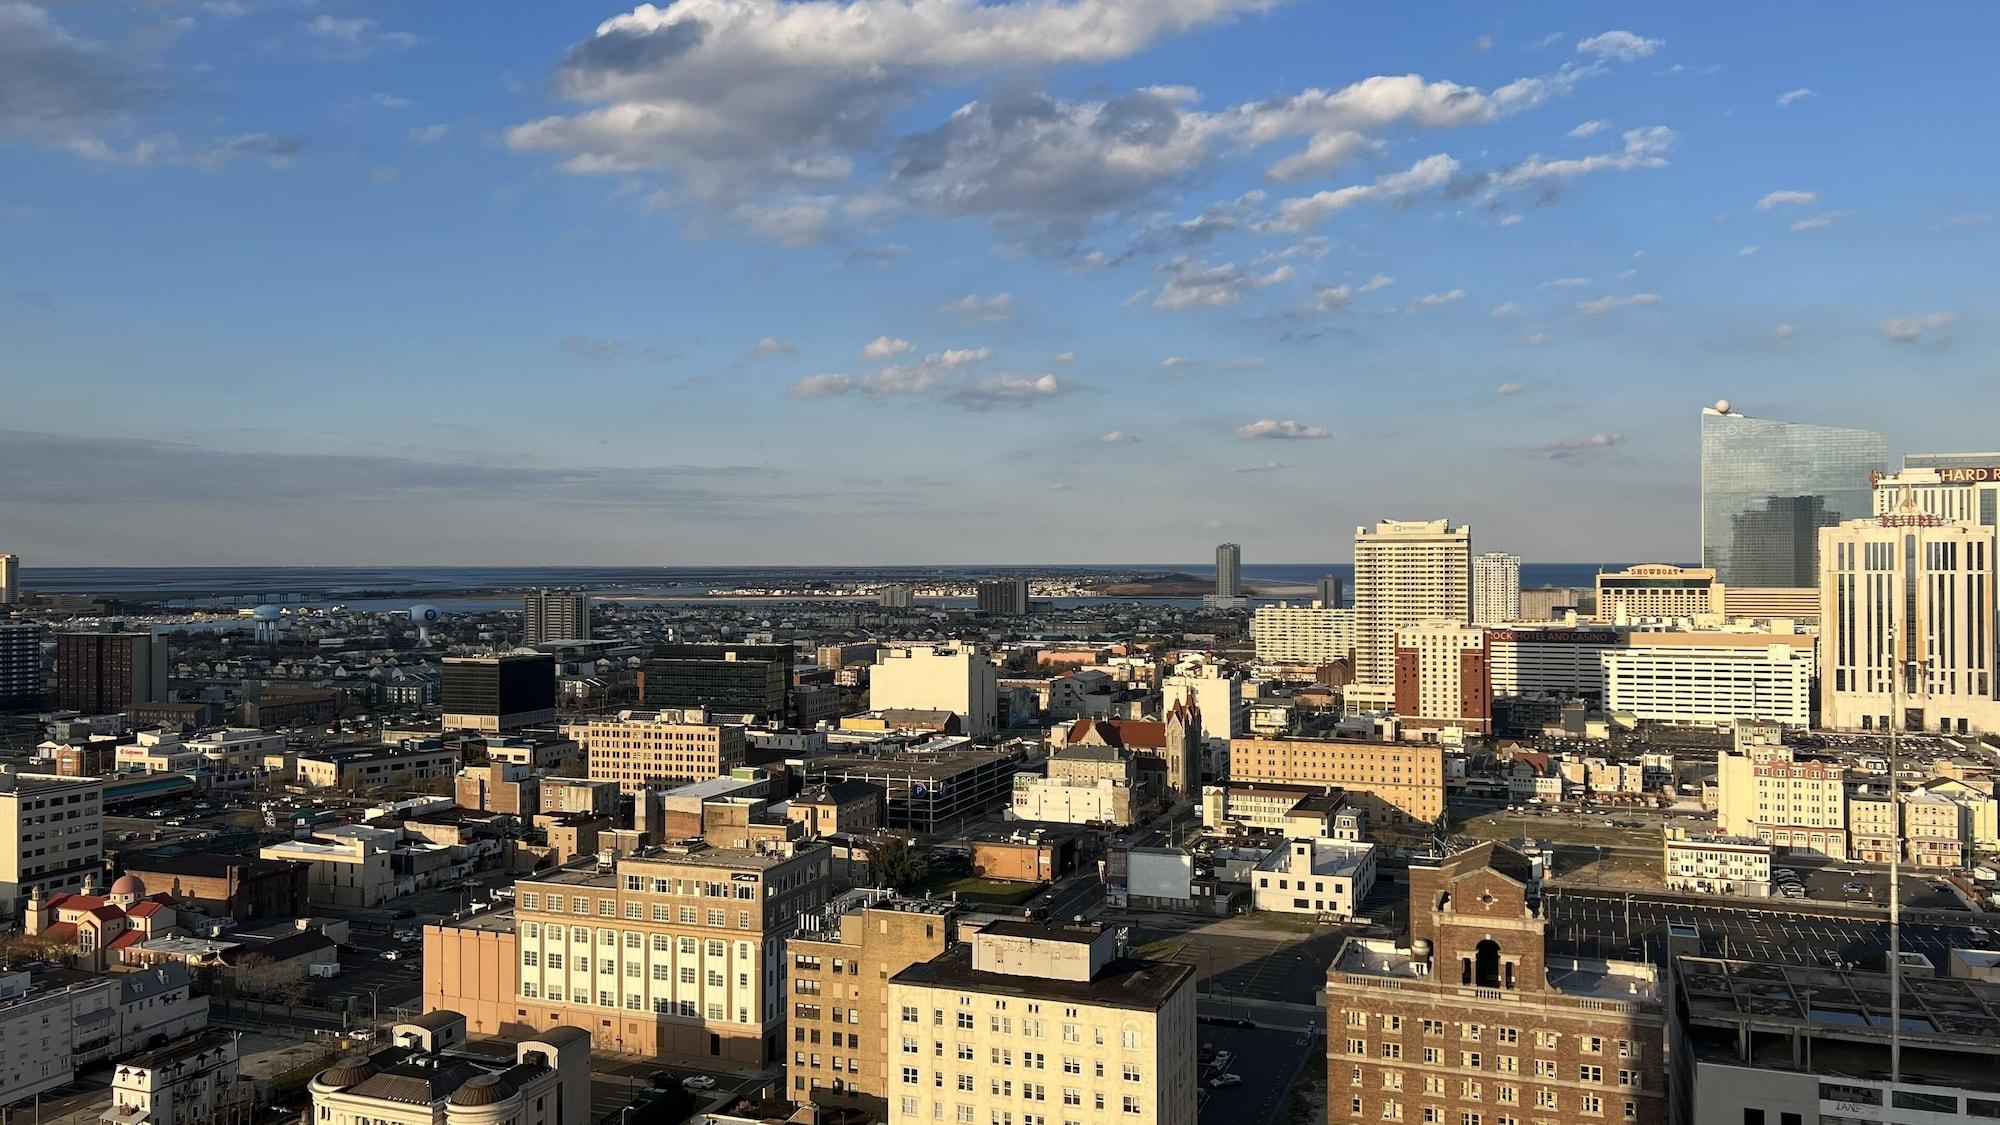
left=4, top=1, right=1994, bottom=565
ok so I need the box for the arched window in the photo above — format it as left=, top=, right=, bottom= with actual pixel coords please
left=1474, top=940, right=1502, bottom=989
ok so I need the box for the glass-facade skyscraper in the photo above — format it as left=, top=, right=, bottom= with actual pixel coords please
left=1699, top=404, right=1886, bottom=587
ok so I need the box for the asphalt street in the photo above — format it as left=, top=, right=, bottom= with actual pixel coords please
left=1195, top=1025, right=1314, bottom=1125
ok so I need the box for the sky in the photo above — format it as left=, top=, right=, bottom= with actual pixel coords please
left=3, top=0, right=1996, bottom=567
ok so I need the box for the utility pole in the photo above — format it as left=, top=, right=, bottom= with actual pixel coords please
left=1888, top=625, right=1904, bottom=1087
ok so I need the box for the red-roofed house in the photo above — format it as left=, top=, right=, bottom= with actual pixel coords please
left=26, top=874, right=184, bottom=971
left=1063, top=703, right=1201, bottom=801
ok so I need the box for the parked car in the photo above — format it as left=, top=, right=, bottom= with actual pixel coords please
left=1842, top=881, right=1867, bottom=895
left=681, top=1076, right=717, bottom=1092
left=1197, top=1043, right=1216, bottom=1065
left=650, top=1071, right=676, bottom=1089
left=383, top=950, right=403, bottom=961
left=1211, top=1051, right=1234, bottom=1073
left=1208, top=1074, right=1243, bottom=1089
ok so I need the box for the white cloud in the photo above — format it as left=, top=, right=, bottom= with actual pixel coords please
left=1737, top=244, right=1759, bottom=256
left=746, top=336, right=797, bottom=358
left=508, top=0, right=1268, bottom=202
left=1494, top=381, right=1526, bottom=395
left=1566, top=119, right=1607, bottom=139
left=1880, top=312, right=1956, bottom=343
left=1359, top=274, right=1396, bottom=292
left=1159, top=355, right=1198, bottom=370
left=1237, top=418, right=1329, bottom=440
left=1477, top=125, right=1675, bottom=198
left=1768, top=323, right=1799, bottom=347
left=1256, top=153, right=1459, bottom=234
left=735, top=197, right=837, bottom=246
left=371, top=92, right=411, bottom=110
left=1790, top=210, right=1846, bottom=232
left=1542, top=277, right=1592, bottom=288
left=1049, top=351, right=1077, bottom=364
left=562, top=335, right=623, bottom=358
left=1755, top=189, right=1816, bottom=212
left=1518, top=330, right=1550, bottom=346
left=1102, top=430, right=1141, bottom=444
left=1472, top=35, right=1493, bottom=52
left=1540, top=432, right=1621, bottom=459
left=408, top=124, right=450, bottom=146
left=930, top=346, right=994, bottom=368
left=1576, top=292, right=1662, bottom=316
left=1575, top=30, right=1661, bottom=62
left=1490, top=302, right=1521, bottom=318
left=1152, top=258, right=1294, bottom=310
left=1775, top=87, right=1815, bottom=108
left=940, top=292, right=1013, bottom=322
left=1404, top=288, right=1466, bottom=313
left=304, top=14, right=418, bottom=60
left=789, top=372, right=856, bottom=397
left=1495, top=211, right=1524, bottom=226
left=861, top=335, right=916, bottom=360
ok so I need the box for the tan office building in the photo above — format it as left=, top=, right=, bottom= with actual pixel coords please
left=1228, top=737, right=1445, bottom=828
left=568, top=709, right=748, bottom=796
left=885, top=922, right=1197, bottom=1125
left=425, top=840, right=830, bottom=1064
left=1819, top=506, right=2000, bottom=735
left=786, top=892, right=956, bottom=1117
left=1353, top=520, right=1471, bottom=698
left=1593, top=564, right=1720, bottom=622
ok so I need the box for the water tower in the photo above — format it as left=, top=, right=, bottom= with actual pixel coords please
left=409, top=603, right=445, bottom=646
left=251, top=604, right=283, bottom=644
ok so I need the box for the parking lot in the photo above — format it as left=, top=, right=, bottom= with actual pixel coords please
left=1195, top=1025, right=1314, bottom=1125
left=1548, top=888, right=1999, bottom=970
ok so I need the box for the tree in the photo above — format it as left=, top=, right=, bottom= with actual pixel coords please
left=0, top=932, right=73, bottom=970
left=871, top=833, right=925, bottom=891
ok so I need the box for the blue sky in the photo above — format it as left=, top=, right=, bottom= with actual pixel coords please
left=3, top=0, right=1994, bottom=566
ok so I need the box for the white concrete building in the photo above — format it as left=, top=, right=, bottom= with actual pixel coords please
left=1602, top=632, right=1815, bottom=728
left=1715, top=743, right=1847, bottom=859
left=309, top=1013, right=591, bottom=1125
left=1162, top=658, right=1243, bottom=747
left=260, top=827, right=397, bottom=908
left=1472, top=551, right=1521, bottom=624
left=1484, top=624, right=1624, bottom=703
left=1662, top=828, right=1772, bottom=897
left=1250, top=603, right=1355, bottom=666
left=886, top=922, right=1197, bottom=1125
left=0, top=772, right=104, bottom=910
left=1250, top=838, right=1376, bottom=918
left=1010, top=773, right=1137, bottom=827
left=869, top=643, right=999, bottom=737
left=100, top=1032, right=253, bottom=1125
left=1352, top=519, right=1471, bottom=694
left=1819, top=504, right=2000, bottom=735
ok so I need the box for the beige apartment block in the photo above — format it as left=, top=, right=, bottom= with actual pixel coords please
left=1228, top=737, right=1445, bottom=828
left=568, top=710, right=748, bottom=796
left=884, top=922, right=1197, bottom=1125
left=424, top=840, right=831, bottom=1065
left=0, top=773, right=104, bottom=908
left=786, top=892, right=956, bottom=1118
left=1353, top=519, right=1472, bottom=691
left=1714, top=744, right=1847, bottom=859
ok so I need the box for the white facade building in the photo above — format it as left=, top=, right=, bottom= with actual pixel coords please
left=1662, top=828, right=1772, bottom=897
left=1251, top=604, right=1356, bottom=667
left=1485, top=625, right=1623, bottom=703
left=1162, top=659, right=1244, bottom=747
left=1602, top=633, right=1815, bottom=728
left=1249, top=838, right=1376, bottom=918
left=1472, top=552, right=1522, bottom=624
left=0, top=772, right=104, bottom=910
left=869, top=644, right=1000, bottom=737
left=1352, top=519, right=1471, bottom=692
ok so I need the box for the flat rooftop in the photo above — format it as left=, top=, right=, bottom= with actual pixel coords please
left=1336, top=937, right=1657, bottom=1002
left=893, top=944, right=1191, bottom=1011
left=1255, top=839, right=1374, bottom=879
left=1676, top=955, right=2000, bottom=1041
left=807, top=748, right=1021, bottom=779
